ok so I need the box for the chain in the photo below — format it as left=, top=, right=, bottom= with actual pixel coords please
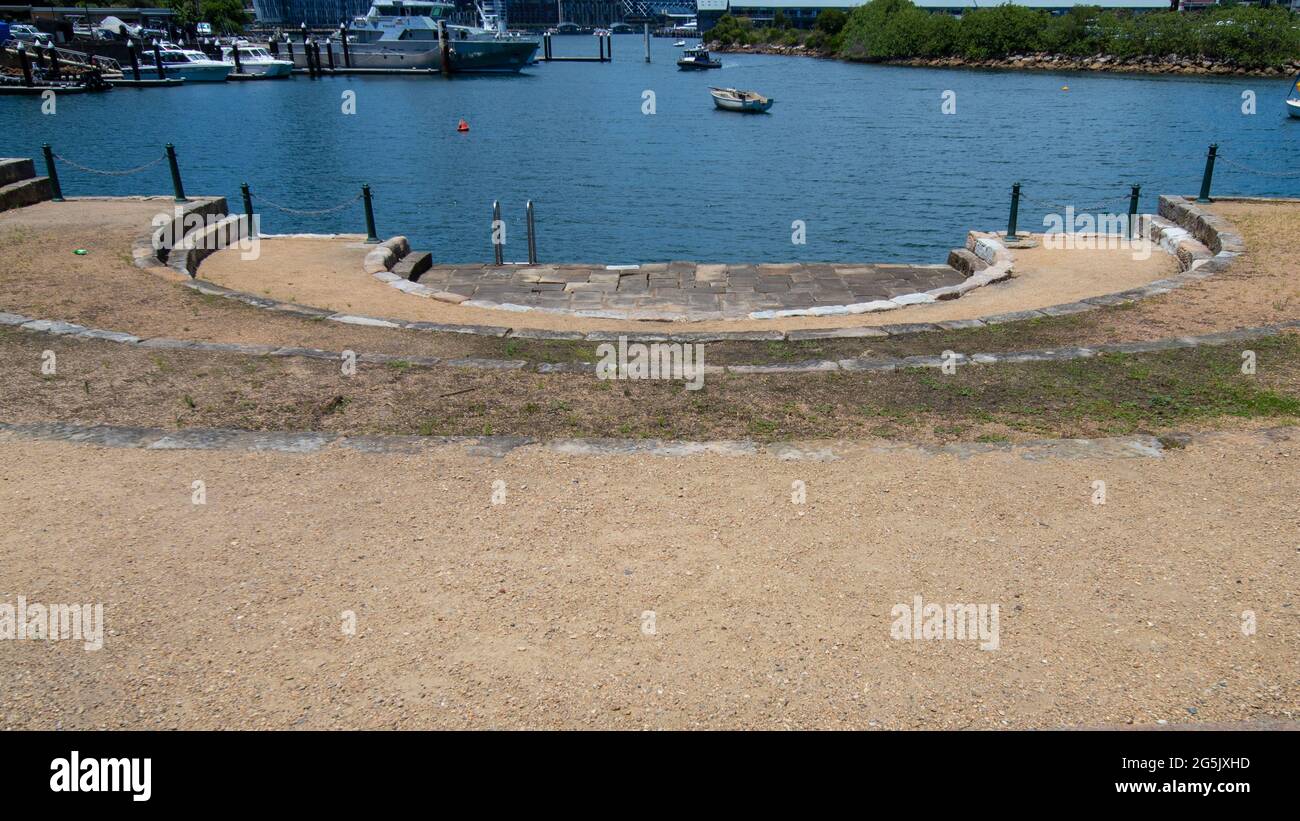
left=1216, top=155, right=1300, bottom=179
left=1018, top=192, right=1135, bottom=214
left=255, top=191, right=363, bottom=216
left=53, top=152, right=166, bottom=177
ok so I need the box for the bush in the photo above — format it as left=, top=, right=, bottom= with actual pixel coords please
left=815, top=9, right=848, bottom=36
left=955, top=6, right=1049, bottom=59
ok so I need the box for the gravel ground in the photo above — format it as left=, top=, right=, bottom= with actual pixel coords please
left=0, top=432, right=1295, bottom=730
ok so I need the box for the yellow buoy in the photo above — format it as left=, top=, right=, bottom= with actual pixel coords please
left=1061, top=85, right=1070, bottom=91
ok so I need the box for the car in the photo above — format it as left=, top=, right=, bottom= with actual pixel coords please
left=9, top=24, right=52, bottom=45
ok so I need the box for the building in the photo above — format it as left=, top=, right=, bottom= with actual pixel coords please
left=698, top=0, right=1197, bottom=31
left=251, top=0, right=373, bottom=27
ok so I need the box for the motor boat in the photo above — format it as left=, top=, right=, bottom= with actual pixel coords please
left=709, top=86, right=774, bottom=113
left=327, top=0, right=538, bottom=73
left=678, top=45, right=720, bottom=70
left=142, top=44, right=231, bottom=81
left=221, top=43, right=293, bottom=77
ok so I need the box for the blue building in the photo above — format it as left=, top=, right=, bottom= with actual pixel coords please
left=251, top=0, right=374, bottom=27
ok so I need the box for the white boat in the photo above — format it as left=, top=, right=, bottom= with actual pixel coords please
left=673, top=40, right=686, bottom=47
left=221, top=44, right=293, bottom=77
left=143, top=44, right=232, bottom=82
left=1288, top=98, right=1300, bottom=119
left=1288, top=73, right=1300, bottom=118
left=709, top=86, right=774, bottom=113
left=325, top=1, right=538, bottom=73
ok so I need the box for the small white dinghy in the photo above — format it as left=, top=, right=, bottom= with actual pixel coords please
left=709, top=86, right=774, bottom=113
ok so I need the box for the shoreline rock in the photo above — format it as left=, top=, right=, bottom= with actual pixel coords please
left=709, top=42, right=1300, bottom=77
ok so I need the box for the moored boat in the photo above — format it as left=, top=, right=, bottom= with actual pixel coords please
left=329, top=0, right=538, bottom=73
left=1288, top=73, right=1300, bottom=118
left=709, top=86, right=774, bottom=113
left=143, top=44, right=231, bottom=82
left=221, top=43, right=293, bottom=77
left=677, top=45, right=720, bottom=70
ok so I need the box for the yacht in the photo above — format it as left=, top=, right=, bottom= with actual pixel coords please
left=221, top=43, right=294, bottom=77
left=143, top=44, right=232, bottom=82
left=325, top=1, right=538, bottom=73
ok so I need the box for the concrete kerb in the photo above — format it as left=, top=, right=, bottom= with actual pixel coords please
left=2, top=420, right=1295, bottom=462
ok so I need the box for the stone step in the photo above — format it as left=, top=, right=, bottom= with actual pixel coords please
left=395, top=251, right=433, bottom=281
left=946, top=247, right=986, bottom=277
left=0, top=175, right=53, bottom=213
left=0, top=158, right=36, bottom=188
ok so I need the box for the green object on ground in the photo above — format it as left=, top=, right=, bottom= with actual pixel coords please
left=74, top=249, right=87, bottom=255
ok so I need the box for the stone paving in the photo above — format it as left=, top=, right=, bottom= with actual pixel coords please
left=408, top=260, right=965, bottom=320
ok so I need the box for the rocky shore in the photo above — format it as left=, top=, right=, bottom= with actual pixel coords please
left=710, top=41, right=1300, bottom=77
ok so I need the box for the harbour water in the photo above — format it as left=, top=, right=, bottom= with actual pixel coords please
left=4, top=36, right=1298, bottom=264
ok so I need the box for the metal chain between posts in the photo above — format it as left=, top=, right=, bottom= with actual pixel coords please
left=255, top=191, right=363, bottom=216
left=1216, top=154, right=1300, bottom=179
left=1019, top=192, right=1135, bottom=213
left=51, top=151, right=166, bottom=177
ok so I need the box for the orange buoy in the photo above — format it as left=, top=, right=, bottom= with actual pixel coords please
left=457, top=119, right=469, bottom=132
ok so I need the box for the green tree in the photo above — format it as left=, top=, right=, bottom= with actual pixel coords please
left=815, top=9, right=847, bottom=36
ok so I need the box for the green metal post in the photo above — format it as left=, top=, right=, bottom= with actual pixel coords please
left=165, top=143, right=187, bottom=203
left=1196, top=144, right=1217, bottom=203
left=362, top=184, right=378, bottom=243
left=42, top=144, right=64, bottom=202
left=1127, top=184, right=1141, bottom=240
left=1006, top=182, right=1021, bottom=242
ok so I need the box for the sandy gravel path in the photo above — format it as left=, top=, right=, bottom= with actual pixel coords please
left=1, top=431, right=1294, bottom=730
left=198, top=235, right=1177, bottom=333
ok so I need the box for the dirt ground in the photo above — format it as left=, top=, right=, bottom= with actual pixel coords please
left=198, top=234, right=1178, bottom=333
left=0, top=431, right=1294, bottom=730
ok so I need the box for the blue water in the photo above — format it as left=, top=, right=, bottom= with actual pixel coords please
left=4, top=36, right=1299, bottom=264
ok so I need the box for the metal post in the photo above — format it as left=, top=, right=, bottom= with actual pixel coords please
left=286, top=40, right=294, bottom=69
left=47, top=45, right=60, bottom=80
left=128, top=39, right=140, bottom=81
left=152, top=40, right=165, bottom=80
left=165, top=143, right=187, bottom=203
left=1127, top=184, right=1141, bottom=240
left=543, top=31, right=550, bottom=61
left=526, top=200, right=537, bottom=264
left=438, top=20, right=451, bottom=76
left=232, top=41, right=243, bottom=73
left=340, top=24, right=351, bottom=68
left=1196, top=143, right=1218, bottom=203
left=301, top=22, right=309, bottom=44
left=268, top=38, right=278, bottom=56
left=1006, top=182, right=1021, bottom=242
left=644, top=24, right=650, bottom=63
left=240, top=182, right=253, bottom=220
left=42, top=144, right=64, bottom=202
left=492, top=200, right=503, bottom=265
left=362, top=184, right=379, bottom=243
left=607, top=32, right=612, bottom=60
left=17, top=44, right=32, bottom=87
left=325, top=37, right=335, bottom=71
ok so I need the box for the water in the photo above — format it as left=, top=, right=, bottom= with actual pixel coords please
left=4, top=36, right=1299, bottom=264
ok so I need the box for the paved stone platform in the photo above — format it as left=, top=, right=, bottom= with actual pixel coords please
left=409, top=261, right=965, bottom=320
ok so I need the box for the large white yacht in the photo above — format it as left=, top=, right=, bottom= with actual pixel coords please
left=321, top=0, right=538, bottom=73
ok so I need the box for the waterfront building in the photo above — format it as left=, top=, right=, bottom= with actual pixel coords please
left=251, top=0, right=373, bottom=27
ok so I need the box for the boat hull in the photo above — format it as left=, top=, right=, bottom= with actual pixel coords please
left=1288, top=99, right=1300, bottom=119
left=678, top=60, right=721, bottom=70
left=712, top=96, right=773, bottom=113
left=234, top=61, right=293, bottom=78
left=295, top=39, right=538, bottom=73
left=164, top=64, right=231, bottom=82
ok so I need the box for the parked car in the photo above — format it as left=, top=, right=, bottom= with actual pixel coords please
left=8, top=24, right=53, bottom=46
